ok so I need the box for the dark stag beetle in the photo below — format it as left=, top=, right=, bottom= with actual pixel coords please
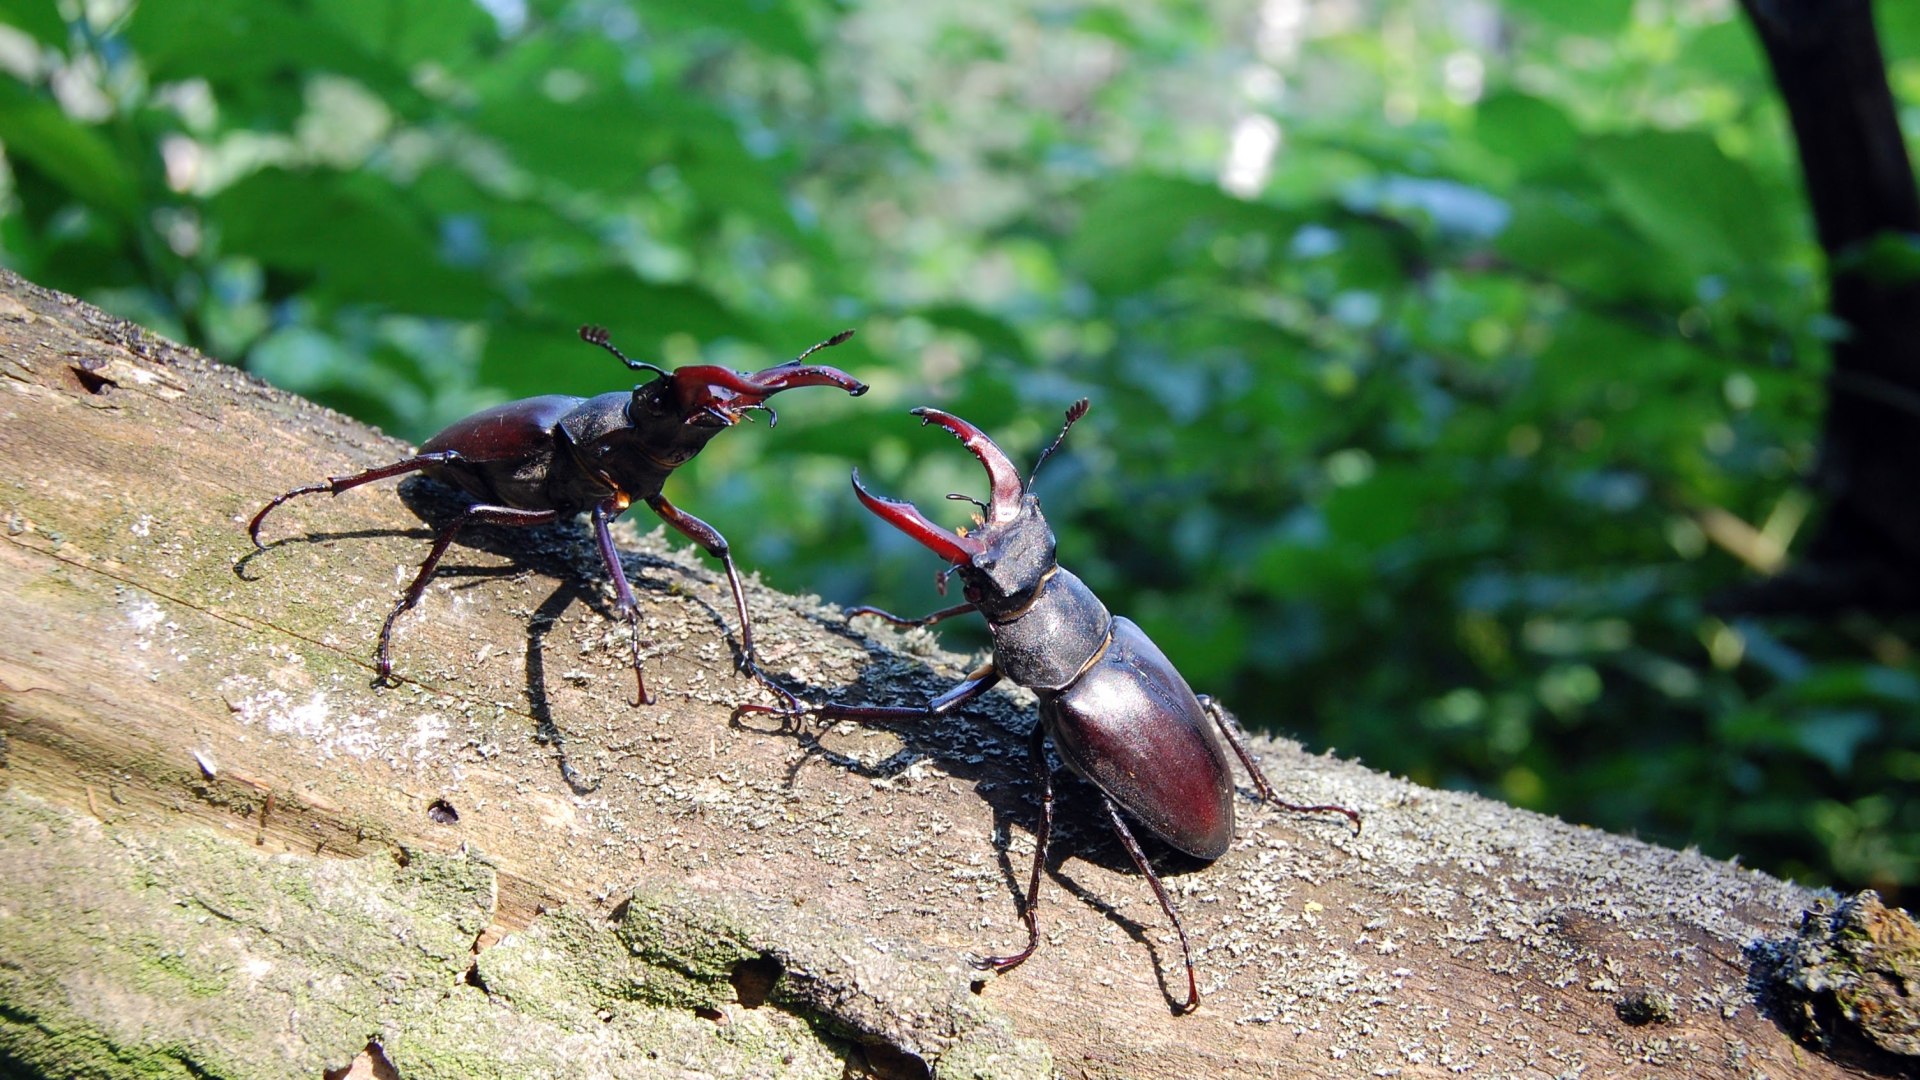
left=740, top=401, right=1359, bottom=1012
left=249, top=326, right=866, bottom=705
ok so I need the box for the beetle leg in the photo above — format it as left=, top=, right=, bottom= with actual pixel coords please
left=1101, top=796, right=1201, bottom=1014
left=248, top=450, right=469, bottom=548
left=845, top=601, right=977, bottom=629
left=1199, top=695, right=1361, bottom=833
left=643, top=494, right=794, bottom=706
left=591, top=497, right=653, bottom=707
left=976, top=721, right=1053, bottom=975
left=734, top=665, right=1000, bottom=728
left=378, top=503, right=560, bottom=685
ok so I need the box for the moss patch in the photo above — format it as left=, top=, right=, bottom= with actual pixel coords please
left=1761, top=891, right=1920, bottom=1059
left=0, top=792, right=941, bottom=1079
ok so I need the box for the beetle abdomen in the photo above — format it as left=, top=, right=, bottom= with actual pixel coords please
left=422, top=395, right=582, bottom=508
left=1041, top=617, right=1235, bottom=859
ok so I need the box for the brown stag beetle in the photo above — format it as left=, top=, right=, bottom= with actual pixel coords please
left=249, top=325, right=865, bottom=706
left=739, top=400, right=1358, bottom=1012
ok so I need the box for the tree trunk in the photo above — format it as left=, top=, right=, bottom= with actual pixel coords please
left=0, top=269, right=1906, bottom=1078
left=1724, top=0, right=1920, bottom=613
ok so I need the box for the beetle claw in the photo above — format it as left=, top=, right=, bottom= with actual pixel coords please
left=736, top=653, right=802, bottom=714
left=969, top=949, right=1034, bottom=974
left=908, top=408, right=1024, bottom=523
left=851, top=468, right=984, bottom=564
left=731, top=698, right=816, bottom=735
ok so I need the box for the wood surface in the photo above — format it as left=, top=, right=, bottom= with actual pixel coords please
left=0, top=269, right=1896, bottom=1078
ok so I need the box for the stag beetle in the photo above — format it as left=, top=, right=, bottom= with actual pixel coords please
left=249, top=326, right=866, bottom=705
left=740, top=401, right=1358, bottom=1012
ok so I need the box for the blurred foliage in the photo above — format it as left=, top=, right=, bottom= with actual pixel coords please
left=0, top=0, right=1915, bottom=900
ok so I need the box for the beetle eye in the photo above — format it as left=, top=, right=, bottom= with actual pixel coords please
left=631, top=385, right=674, bottom=413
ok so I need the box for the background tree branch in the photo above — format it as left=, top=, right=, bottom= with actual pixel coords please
left=0, top=270, right=1908, bottom=1078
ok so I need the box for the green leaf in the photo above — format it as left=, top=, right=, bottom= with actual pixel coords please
left=915, top=304, right=1033, bottom=365
left=1323, top=218, right=1419, bottom=291
left=0, top=0, right=65, bottom=49
left=1497, top=190, right=1690, bottom=302
left=1346, top=175, right=1509, bottom=240
left=1473, top=92, right=1579, bottom=175
left=471, top=90, right=685, bottom=192
left=1880, top=2, right=1920, bottom=63
left=1784, top=665, right=1920, bottom=708
left=1533, top=313, right=1688, bottom=408
left=637, top=0, right=815, bottom=63
left=1674, top=19, right=1764, bottom=80
left=479, top=272, right=751, bottom=398
left=479, top=321, right=606, bottom=401
left=1585, top=129, right=1792, bottom=272
left=316, top=0, right=498, bottom=67
left=1322, top=466, right=1432, bottom=551
left=409, top=164, right=599, bottom=250
left=528, top=269, right=743, bottom=340
left=1506, top=0, right=1633, bottom=37
left=211, top=168, right=493, bottom=317
left=1066, top=173, right=1299, bottom=292
left=0, top=80, right=138, bottom=223
left=1794, top=710, right=1880, bottom=773
left=126, top=0, right=407, bottom=97
left=1251, top=535, right=1364, bottom=598
left=675, top=130, right=799, bottom=232
left=1132, top=591, right=1248, bottom=688
left=1175, top=316, right=1313, bottom=373
left=1834, top=231, right=1920, bottom=285
left=1074, top=7, right=1141, bottom=46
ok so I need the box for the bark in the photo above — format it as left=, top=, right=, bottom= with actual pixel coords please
left=0, top=268, right=1909, bottom=1079
left=1723, top=0, right=1920, bottom=614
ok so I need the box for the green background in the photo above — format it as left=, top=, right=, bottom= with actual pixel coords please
left=0, top=0, right=1914, bottom=902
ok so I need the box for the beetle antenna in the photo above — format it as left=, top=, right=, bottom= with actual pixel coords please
left=946, top=492, right=990, bottom=512
left=772, top=328, right=856, bottom=368
left=1027, top=398, right=1090, bottom=487
left=580, top=325, right=670, bottom=378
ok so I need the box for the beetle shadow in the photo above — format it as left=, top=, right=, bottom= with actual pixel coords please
left=733, top=631, right=1217, bottom=1013
left=390, top=478, right=812, bottom=788
left=522, top=577, right=606, bottom=796
left=237, top=474, right=712, bottom=793
left=997, top=767, right=1217, bottom=1012
left=386, top=478, right=704, bottom=793
left=233, top=525, right=438, bottom=582
left=395, top=479, right=764, bottom=682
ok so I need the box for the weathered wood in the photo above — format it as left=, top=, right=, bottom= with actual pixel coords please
left=0, top=269, right=1899, bottom=1078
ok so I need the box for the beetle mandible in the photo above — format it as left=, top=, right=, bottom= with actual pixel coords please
left=740, top=400, right=1359, bottom=1012
left=249, top=325, right=866, bottom=706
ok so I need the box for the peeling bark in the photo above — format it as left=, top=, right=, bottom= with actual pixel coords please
left=0, top=269, right=1906, bottom=1078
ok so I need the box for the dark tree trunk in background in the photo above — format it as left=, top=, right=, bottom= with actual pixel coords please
left=1732, top=0, right=1920, bottom=612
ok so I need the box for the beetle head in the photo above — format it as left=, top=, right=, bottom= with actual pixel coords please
left=853, top=402, right=1088, bottom=617
left=580, top=326, right=867, bottom=429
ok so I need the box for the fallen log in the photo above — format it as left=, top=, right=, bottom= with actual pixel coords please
left=0, top=269, right=1905, bottom=1078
